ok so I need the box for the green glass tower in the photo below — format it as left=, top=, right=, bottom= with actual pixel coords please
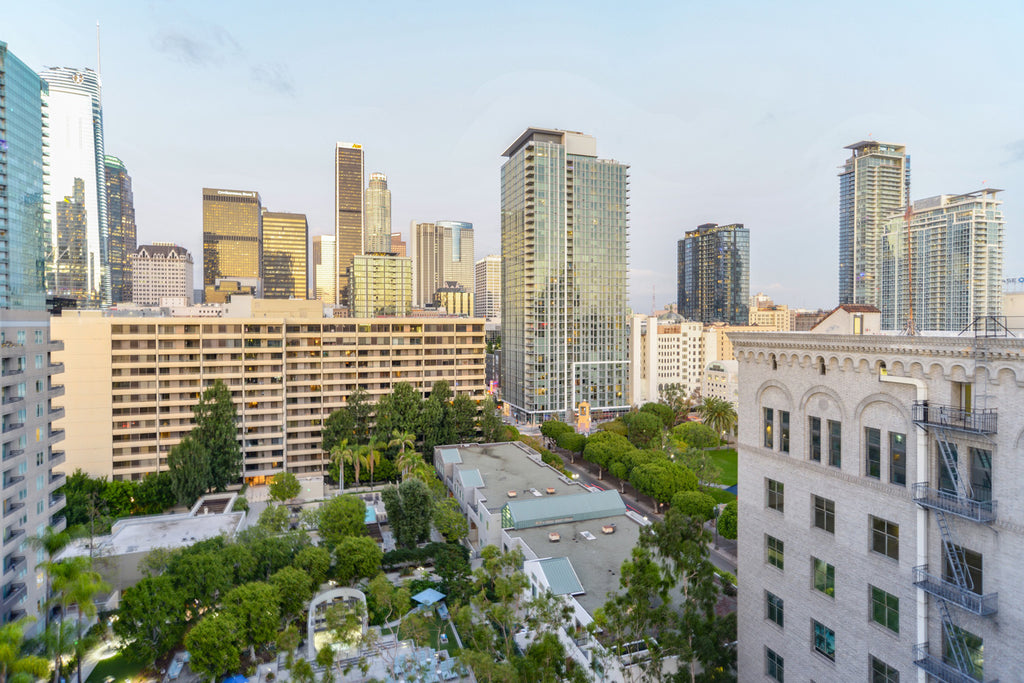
left=500, top=128, right=630, bottom=424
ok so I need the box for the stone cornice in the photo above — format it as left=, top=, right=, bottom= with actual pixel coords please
left=729, top=332, right=1024, bottom=362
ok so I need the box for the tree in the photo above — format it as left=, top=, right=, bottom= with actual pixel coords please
left=42, top=619, right=75, bottom=683
left=276, top=624, right=300, bottom=669
left=540, top=420, right=573, bottom=440
left=433, top=497, right=469, bottom=543
left=317, top=495, right=367, bottom=548
left=697, top=397, right=738, bottom=442
left=640, top=402, right=676, bottom=430
left=167, top=550, right=232, bottom=610
left=194, top=380, right=242, bottom=491
left=257, top=504, right=290, bottom=533
left=451, top=395, right=478, bottom=442
left=717, top=500, right=737, bottom=540
left=325, top=598, right=367, bottom=650
left=388, top=430, right=417, bottom=463
left=374, top=382, right=422, bottom=439
left=167, top=434, right=210, bottom=506
left=222, top=581, right=281, bottom=660
left=477, top=396, right=504, bottom=443
left=321, top=406, right=355, bottom=454
left=381, top=479, right=432, bottom=549
left=49, top=556, right=110, bottom=683
left=661, top=383, right=698, bottom=425
left=344, top=387, right=373, bottom=444
left=630, top=460, right=698, bottom=507
left=114, top=576, right=185, bottom=664
left=269, top=471, right=302, bottom=503
left=455, top=546, right=530, bottom=663
left=674, top=447, right=723, bottom=487
left=672, top=490, right=717, bottom=522
left=583, top=430, right=634, bottom=479
left=366, top=574, right=410, bottom=636
left=0, top=619, right=49, bottom=683
left=135, top=470, right=175, bottom=513
left=333, top=536, right=383, bottom=585
left=293, top=546, right=331, bottom=590
left=363, top=441, right=383, bottom=485
left=102, top=479, right=137, bottom=518
left=185, top=613, right=244, bottom=682
left=671, top=421, right=720, bottom=450
left=419, top=381, right=455, bottom=454
left=623, top=410, right=665, bottom=449
left=333, top=440, right=362, bottom=488
left=270, top=566, right=314, bottom=624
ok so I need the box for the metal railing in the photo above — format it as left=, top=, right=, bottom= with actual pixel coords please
left=914, top=643, right=991, bottom=683
left=912, top=402, right=997, bottom=434
left=913, top=566, right=997, bottom=616
left=912, top=483, right=996, bottom=523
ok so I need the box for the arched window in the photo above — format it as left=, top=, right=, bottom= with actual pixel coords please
left=818, top=357, right=826, bottom=375
left=770, top=354, right=778, bottom=370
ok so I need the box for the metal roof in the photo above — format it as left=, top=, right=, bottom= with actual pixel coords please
left=503, top=490, right=626, bottom=530
left=458, top=468, right=484, bottom=489
left=537, top=557, right=585, bottom=596
left=439, top=447, right=462, bottom=464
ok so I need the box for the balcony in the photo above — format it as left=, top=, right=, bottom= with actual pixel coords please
left=49, top=493, right=65, bottom=509
left=912, top=402, right=997, bottom=435
left=47, top=362, right=64, bottom=374
left=48, top=407, right=64, bottom=420
left=48, top=385, right=64, bottom=398
left=2, top=475, right=23, bottom=490
left=1, top=422, right=22, bottom=434
left=913, top=643, right=992, bottom=683
left=1, top=368, right=21, bottom=378
left=49, top=472, right=66, bottom=489
left=48, top=428, right=64, bottom=442
left=49, top=516, right=65, bottom=533
left=2, top=500, right=23, bottom=517
left=1, top=582, right=25, bottom=610
left=3, top=554, right=25, bottom=580
left=1, top=396, right=21, bottom=406
left=49, top=340, right=64, bottom=351
left=912, top=483, right=996, bottom=523
left=914, top=565, right=997, bottom=615
left=2, top=527, right=24, bottom=547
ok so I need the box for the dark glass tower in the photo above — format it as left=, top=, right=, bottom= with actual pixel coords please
left=104, top=155, right=136, bottom=303
left=334, top=142, right=364, bottom=305
left=677, top=223, right=750, bottom=325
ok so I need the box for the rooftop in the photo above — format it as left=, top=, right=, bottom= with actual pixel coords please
left=58, top=509, right=244, bottom=560
left=503, top=489, right=626, bottom=529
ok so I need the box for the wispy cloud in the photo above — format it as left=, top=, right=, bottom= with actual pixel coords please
left=153, top=25, right=241, bottom=67
left=1006, top=139, right=1024, bottom=165
left=251, top=63, right=295, bottom=95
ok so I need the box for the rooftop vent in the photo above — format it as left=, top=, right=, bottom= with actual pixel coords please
left=548, top=532, right=561, bottom=542
left=580, top=530, right=596, bottom=541
left=530, top=488, right=542, bottom=497
left=546, top=487, right=556, bottom=495
left=507, top=490, right=517, bottom=498
left=602, top=523, right=616, bottom=535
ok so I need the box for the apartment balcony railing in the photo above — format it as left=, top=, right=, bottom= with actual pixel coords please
left=2, top=527, right=24, bottom=547
left=1, top=422, right=22, bottom=434
left=913, top=565, right=997, bottom=616
left=913, top=643, right=992, bottom=683
left=1, top=396, right=22, bottom=406
left=1, top=582, right=25, bottom=610
left=912, top=483, right=996, bottom=523
left=3, top=554, right=25, bottom=580
left=912, top=402, right=997, bottom=435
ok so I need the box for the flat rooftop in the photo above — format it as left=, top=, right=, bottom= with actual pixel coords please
left=58, top=511, right=244, bottom=559
left=447, top=442, right=587, bottom=511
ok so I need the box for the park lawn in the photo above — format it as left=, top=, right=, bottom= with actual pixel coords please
left=707, top=448, right=738, bottom=487
left=86, top=652, right=146, bottom=683
left=704, top=487, right=737, bottom=504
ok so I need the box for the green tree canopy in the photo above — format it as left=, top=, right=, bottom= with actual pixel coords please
left=419, top=381, right=455, bottom=455
left=697, top=397, right=738, bottom=441
left=333, top=536, right=383, bottom=586
left=167, top=434, right=210, bottom=507
left=672, top=490, right=718, bottom=522
left=717, top=500, right=738, bottom=540
left=433, top=497, right=469, bottom=543
left=293, top=545, right=331, bottom=591
left=477, top=396, right=505, bottom=443
left=623, top=410, right=665, bottom=449
left=222, top=582, right=281, bottom=659
left=193, top=380, right=242, bottom=491
left=451, top=395, right=478, bottom=443
left=381, top=479, right=433, bottom=549
left=113, top=576, right=185, bottom=664
left=374, top=382, right=423, bottom=439
left=270, top=566, right=314, bottom=624
left=185, top=613, right=243, bottom=681
left=640, top=402, right=676, bottom=430
left=269, top=472, right=302, bottom=503
left=0, top=619, right=50, bottom=683
left=317, top=495, right=367, bottom=548
left=630, top=461, right=698, bottom=505
left=671, top=421, right=721, bottom=450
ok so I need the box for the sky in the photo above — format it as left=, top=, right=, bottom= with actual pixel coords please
left=6, top=0, right=1024, bottom=311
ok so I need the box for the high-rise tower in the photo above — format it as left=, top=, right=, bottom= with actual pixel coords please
left=104, top=155, right=136, bottom=303
left=364, top=172, right=391, bottom=254
left=677, top=222, right=750, bottom=325
left=334, top=143, right=364, bottom=305
left=312, top=234, right=336, bottom=304
left=39, top=66, right=108, bottom=305
left=474, top=255, right=501, bottom=320
left=410, top=221, right=475, bottom=306
left=202, top=188, right=262, bottom=299
left=500, top=128, right=630, bottom=424
left=838, top=141, right=910, bottom=306
left=261, top=209, right=308, bottom=299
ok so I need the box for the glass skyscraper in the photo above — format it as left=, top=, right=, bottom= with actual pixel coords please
left=202, top=188, right=262, bottom=297
left=335, top=142, right=364, bottom=305
left=410, top=221, right=474, bottom=306
left=104, top=155, right=136, bottom=303
left=364, top=172, right=391, bottom=254
left=677, top=223, right=750, bottom=325
left=262, top=209, right=308, bottom=299
left=39, top=66, right=108, bottom=306
left=500, top=128, right=630, bottom=424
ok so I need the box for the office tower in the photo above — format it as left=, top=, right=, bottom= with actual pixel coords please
left=347, top=254, right=413, bottom=317
left=732, top=329, right=1021, bottom=683
left=52, top=306, right=485, bottom=480
left=474, top=255, right=501, bottom=320
left=104, top=155, right=136, bottom=303
left=390, top=232, right=406, bottom=257
left=54, top=179, right=89, bottom=299
left=334, top=142, right=364, bottom=305
left=677, top=223, right=750, bottom=325
left=261, top=209, right=308, bottom=299
left=0, top=42, right=49, bottom=311
left=628, top=313, right=704, bottom=406
left=364, top=172, right=391, bottom=254
left=434, top=283, right=473, bottom=316
left=500, top=128, right=630, bottom=423
left=312, top=235, right=336, bottom=304
left=838, top=141, right=910, bottom=306
left=410, top=221, right=475, bottom=306
left=130, top=243, right=194, bottom=305
left=878, top=189, right=1004, bottom=331
left=39, top=66, right=108, bottom=306
left=202, top=188, right=261, bottom=301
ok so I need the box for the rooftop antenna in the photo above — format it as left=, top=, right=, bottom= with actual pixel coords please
left=96, top=21, right=101, bottom=77
left=901, top=202, right=918, bottom=336
left=652, top=285, right=656, bottom=315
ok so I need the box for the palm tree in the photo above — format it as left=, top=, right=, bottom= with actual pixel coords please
left=42, top=619, right=74, bottom=683
left=66, top=565, right=110, bottom=683
left=28, top=527, right=72, bottom=631
left=388, top=430, right=416, bottom=456
left=697, top=397, right=738, bottom=443
left=331, top=439, right=361, bottom=488
left=0, top=618, right=49, bottom=683
left=364, top=441, right=383, bottom=485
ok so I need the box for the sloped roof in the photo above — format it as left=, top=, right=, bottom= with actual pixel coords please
left=439, top=447, right=462, bottom=464
left=537, top=557, right=584, bottom=595
left=503, top=489, right=625, bottom=530
left=458, top=468, right=484, bottom=489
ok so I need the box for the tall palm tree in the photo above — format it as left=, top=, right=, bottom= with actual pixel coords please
left=388, top=430, right=416, bottom=456
left=697, top=397, right=738, bottom=443
left=364, top=441, right=383, bottom=485
left=331, top=439, right=360, bottom=488
left=28, top=527, right=72, bottom=632
left=66, top=566, right=110, bottom=683
left=0, top=618, right=49, bottom=683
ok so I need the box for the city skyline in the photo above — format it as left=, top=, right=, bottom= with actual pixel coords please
left=5, top=1, right=1023, bottom=311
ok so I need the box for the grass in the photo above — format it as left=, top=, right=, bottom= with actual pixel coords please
left=86, top=652, right=146, bottom=683
left=706, top=447, right=738, bottom=487
left=398, top=612, right=457, bottom=654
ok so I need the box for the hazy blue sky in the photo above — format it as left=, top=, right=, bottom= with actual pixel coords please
left=6, top=0, right=1023, bottom=310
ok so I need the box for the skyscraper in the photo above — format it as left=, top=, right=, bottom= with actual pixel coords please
left=334, top=142, right=364, bottom=305
left=261, top=209, right=308, bottom=299
left=677, top=223, right=750, bottom=325
left=410, top=221, right=475, bottom=306
left=877, top=189, right=1004, bottom=331
left=202, top=188, right=262, bottom=299
left=130, top=243, right=194, bottom=305
left=348, top=254, right=413, bottom=317
left=312, top=234, right=336, bottom=304
left=838, top=141, right=910, bottom=306
left=500, top=128, right=630, bottom=423
left=474, top=255, right=501, bottom=320
left=0, top=41, right=49, bottom=310
left=364, top=172, right=391, bottom=254
left=39, top=66, right=108, bottom=306
left=104, top=155, right=136, bottom=303
left=390, top=232, right=406, bottom=257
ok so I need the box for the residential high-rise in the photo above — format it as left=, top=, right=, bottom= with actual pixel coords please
left=677, top=222, right=750, bottom=325
left=334, top=142, right=364, bottom=305
left=390, top=232, right=406, bottom=257
left=474, top=255, right=501, bottom=320
left=410, top=221, right=475, bottom=306
left=104, top=155, right=136, bottom=303
left=261, top=209, right=308, bottom=299
left=202, top=188, right=262, bottom=301
left=878, top=189, right=1004, bottom=331
left=130, top=243, right=194, bottom=305
left=628, top=313, right=703, bottom=407
left=500, top=128, right=630, bottom=423
left=0, top=42, right=49, bottom=311
left=364, top=172, right=391, bottom=254
left=838, top=141, right=910, bottom=306
left=312, top=235, right=336, bottom=304
left=733, top=330, right=1023, bottom=683
left=39, top=66, right=109, bottom=306
left=347, top=254, right=413, bottom=317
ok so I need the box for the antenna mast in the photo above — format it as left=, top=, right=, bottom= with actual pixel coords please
left=96, top=22, right=101, bottom=77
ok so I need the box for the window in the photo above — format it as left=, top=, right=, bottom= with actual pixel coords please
left=766, top=534, right=784, bottom=570
left=937, top=441, right=959, bottom=494
left=970, top=448, right=992, bottom=502
left=812, top=558, right=834, bottom=597
left=765, top=591, right=784, bottom=627
left=828, top=420, right=842, bottom=468
left=809, top=417, right=821, bottom=462
left=871, top=516, right=899, bottom=561
left=764, top=407, right=774, bottom=448
left=889, top=432, right=906, bottom=486
left=34, top=355, right=43, bottom=370
left=34, top=331, right=43, bottom=344
left=812, top=620, right=835, bottom=661
left=865, top=427, right=881, bottom=479
left=871, top=656, right=899, bottom=683
left=765, top=647, right=784, bottom=682
left=766, top=478, right=784, bottom=513
left=944, top=626, right=983, bottom=680
left=870, top=586, right=899, bottom=633
left=943, top=545, right=983, bottom=595
left=813, top=495, right=835, bottom=533
left=779, top=410, right=790, bottom=453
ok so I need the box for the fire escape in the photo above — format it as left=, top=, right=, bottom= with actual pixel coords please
left=912, top=318, right=1006, bottom=683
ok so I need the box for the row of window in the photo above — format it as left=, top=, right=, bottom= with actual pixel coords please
left=764, top=649, right=899, bottom=682
left=765, top=514, right=898, bottom=571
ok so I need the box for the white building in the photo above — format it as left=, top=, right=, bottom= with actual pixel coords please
left=703, top=359, right=738, bottom=408
left=130, top=243, right=194, bottom=305
left=629, top=313, right=704, bottom=406
left=474, top=255, right=501, bottom=320
left=732, top=330, right=1024, bottom=682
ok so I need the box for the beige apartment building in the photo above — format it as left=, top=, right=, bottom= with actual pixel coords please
left=52, top=303, right=486, bottom=482
left=749, top=304, right=791, bottom=330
